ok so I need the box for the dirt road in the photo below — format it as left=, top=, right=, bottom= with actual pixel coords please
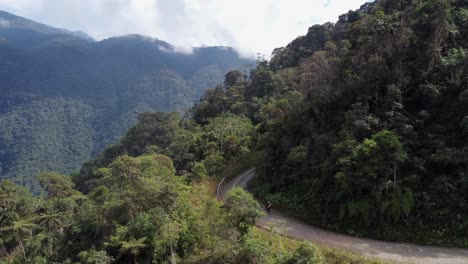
left=219, top=169, right=468, bottom=264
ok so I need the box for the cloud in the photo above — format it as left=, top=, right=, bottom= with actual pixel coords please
left=0, top=18, right=9, bottom=27
left=0, top=0, right=370, bottom=57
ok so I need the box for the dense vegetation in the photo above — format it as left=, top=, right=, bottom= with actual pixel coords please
left=274, top=0, right=468, bottom=245
left=0, top=11, right=252, bottom=192
left=0, top=111, right=381, bottom=263
left=190, top=0, right=468, bottom=246
left=2, top=0, right=468, bottom=262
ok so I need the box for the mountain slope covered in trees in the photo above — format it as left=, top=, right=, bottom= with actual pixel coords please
left=0, top=113, right=381, bottom=264
left=0, top=10, right=93, bottom=40
left=71, top=0, right=468, bottom=247
left=1, top=0, right=468, bottom=262
left=189, top=0, right=468, bottom=246
left=0, top=11, right=252, bottom=191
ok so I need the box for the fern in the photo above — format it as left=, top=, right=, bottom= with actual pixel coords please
left=401, top=188, right=414, bottom=217
left=356, top=199, right=370, bottom=225
left=347, top=201, right=357, bottom=218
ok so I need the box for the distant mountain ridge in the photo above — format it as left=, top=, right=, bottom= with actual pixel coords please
left=0, top=11, right=253, bottom=191
left=0, top=10, right=94, bottom=41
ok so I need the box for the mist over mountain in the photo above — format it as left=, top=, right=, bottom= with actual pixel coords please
left=0, top=11, right=252, bottom=191
left=1, top=1, right=468, bottom=263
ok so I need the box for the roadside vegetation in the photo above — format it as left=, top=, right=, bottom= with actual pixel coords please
left=2, top=0, right=468, bottom=262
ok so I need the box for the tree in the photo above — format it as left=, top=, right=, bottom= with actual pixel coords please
left=78, top=248, right=114, bottom=264
left=0, top=218, right=37, bottom=261
left=110, top=155, right=141, bottom=182
left=224, top=187, right=264, bottom=240
left=237, top=237, right=269, bottom=264
left=192, top=86, right=228, bottom=123
left=0, top=180, right=37, bottom=261
left=107, top=227, right=147, bottom=264
left=287, top=242, right=324, bottom=264
left=190, top=161, right=208, bottom=181
left=204, top=113, right=254, bottom=155
left=164, top=129, right=201, bottom=171
left=224, top=70, right=244, bottom=87
left=371, top=130, right=407, bottom=188
left=246, top=66, right=275, bottom=98
left=122, top=112, right=181, bottom=156
left=38, top=172, right=80, bottom=198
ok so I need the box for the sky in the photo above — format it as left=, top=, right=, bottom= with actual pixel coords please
left=0, top=0, right=369, bottom=57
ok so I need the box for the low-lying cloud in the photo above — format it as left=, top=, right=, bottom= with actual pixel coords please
left=0, top=0, right=370, bottom=57
left=0, top=18, right=9, bottom=27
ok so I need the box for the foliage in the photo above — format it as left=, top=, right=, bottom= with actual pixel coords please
left=78, top=249, right=114, bottom=264
left=287, top=242, right=324, bottom=264
left=239, top=0, right=468, bottom=246
left=1, top=151, right=373, bottom=264
left=0, top=18, right=252, bottom=192
left=2, top=1, right=468, bottom=262
left=192, top=0, right=468, bottom=246
left=224, top=187, right=264, bottom=239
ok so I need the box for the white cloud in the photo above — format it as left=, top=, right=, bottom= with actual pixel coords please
left=0, top=18, right=9, bottom=27
left=0, top=0, right=370, bottom=57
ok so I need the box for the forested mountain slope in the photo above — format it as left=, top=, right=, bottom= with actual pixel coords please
left=0, top=118, right=380, bottom=264
left=0, top=11, right=252, bottom=191
left=1, top=0, right=468, bottom=262
left=0, top=10, right=93, bottom=40
left=189, top=0, right=468, bottom=246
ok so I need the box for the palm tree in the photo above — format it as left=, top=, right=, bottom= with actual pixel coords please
left=0, top=218, right=37, bottom=261
left=38, top=213, right=64, bottom=234
left=117, top=237, right=147, bottom=264
left=37, top=213, right=65, bottom=259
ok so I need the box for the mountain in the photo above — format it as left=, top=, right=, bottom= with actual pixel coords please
left=0, top=11, right=253, bottom=191
left=1, top=1, right=468, bottom=263
left=186, top=0, right=467, bottom=247
left=0, top=10, right=94, bottom=41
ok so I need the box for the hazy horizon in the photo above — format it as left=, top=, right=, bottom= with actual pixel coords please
left=0, top=0, right=371, bottom=57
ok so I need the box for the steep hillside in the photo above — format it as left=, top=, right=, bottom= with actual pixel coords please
left=2, top=1, right=468, bottom=262
left=189, top=0, right=468, bottom=246
left=0, top=122, right=381, bottom=263
left=0, top=11, right=252, bottom=191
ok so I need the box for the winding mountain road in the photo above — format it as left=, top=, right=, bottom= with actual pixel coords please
left=219, top=169, right=468, bottom=264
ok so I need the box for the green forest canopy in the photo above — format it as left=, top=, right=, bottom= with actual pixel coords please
left=189, top=0, right=468, bottom=246
left=0, top=25, right=252, bottom=192
left=1, top=0, right=468, bottom=262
